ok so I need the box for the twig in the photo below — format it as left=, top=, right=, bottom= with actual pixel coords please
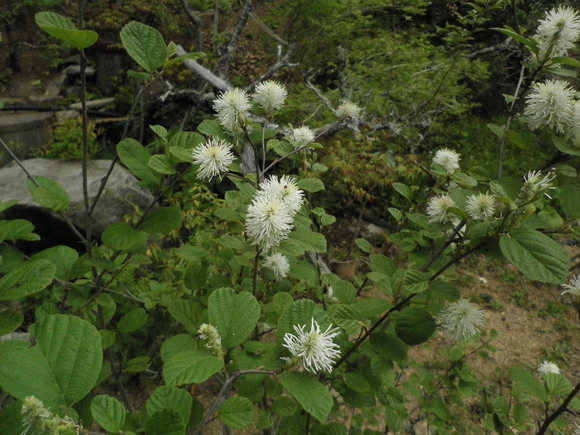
left=537, top=381, right=580, bottom=434
left=181, top=0, right=204, bottom=53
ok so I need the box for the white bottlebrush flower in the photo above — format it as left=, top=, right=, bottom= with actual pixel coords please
left=437, top=299, right=486, bottom=342
left=263, top=252, right=290, bottom=279
left=466, top=192, right=496, bottom=221
left=245, top=195, right=294, bottom=251
left=519, top=170, right=555, bottom=201
left=561, top=274, right=580, bottom=297
left=289, top=126, right=315, bottom=148
left=213, top=88, right=251, bottom=133
left=432, top=148, right=461, bottom=174
left=426, top=194, right=456, bottom=223
left=259, top=175, right=305, bottom=215
left=198, top=323, right=224, bottom=358
left=538, top=360, right=560, bottom=375
left=21, top=396, right=80, bottom=434
left=282, top=319, right=341, bottom=373
left=534, top=6, right=580, bottom=60
left=192, top=139, right=235, bottom=180
left=524, top=80, right=576, bottom=133
left=336, top=101, right=362, bottom=122
left=252, top=80, right=287, bottom=112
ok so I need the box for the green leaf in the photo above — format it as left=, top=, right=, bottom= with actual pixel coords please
left=149, top=154, right=177, bottom=175
left=393, top=182, right=412, bottom=200
left=139, top=207, right=183, bottom=234
left=150, top=124, right=168, bottom=140
left=499, top=229, right=569, bottom=284
left=370, top=332, right=408, bottom=361
left=170, top=146, right=194, bottom=163
left=388, top=207, right=403, bottom=221
left=169, top=131, right=207, bottom=149
left=0, top=259, right=56, bottom=301
left=0, top=315, right=102, bottom=409
left=297, top=178, right=325, bottom=193
left=0, top=220, right=39, bottom=243
left=0, top=199, right=18, bottom=215
left=117, top=138, right=162, bottom=187
left=145, top=409, right=185, bottom=435
left=510, top=367, right=547, bottom=402
left=344, top=373, right=371, bottom=393
left=286, top=229, right=327, bottom=253
left=125, top=355, right=151, bottom=373
left=272, top=396, right=298, bottom=417
left=120, top=21, right=167, bottom=72
left=330, top=304, right=363, bottom=334
left=27, top=176, right=70, bottom=211
left=219, top=396, right=254, bottom=429
left=395, top=308, right=436, bottom=345
left=146, top=386, right=192, bottom=427
left=32, top=245, right=78, bottom=281
left=102, top=222, right=147, bottom=251
left=552, top=135, right=580, bottom=156
left=492, top=27, right=537, bottom=53
left=91, top=395, right=127, bottom=433
left=160, top=334, right=199, bottom=361
left=355, top=238, right=372, bottom=253
left=280, top=372, right=333, bottom=423
left=277, top=299, right=315, bottom=346
left=0, top=310, right=23, bottom=336
left=208, top=288, right=260, bottom=348
left=168, top=299, right=202, bottom=333
left=560, top=184, right=580, bottom=220
left=118, top=308, right=148, bottom=334
left=163, top=351, right=224, bottom=386
left=197, top=119, right=229, bottom=140
left=35, top=12, right=98, bottom=49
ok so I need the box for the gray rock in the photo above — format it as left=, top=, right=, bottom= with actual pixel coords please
left=0, top=159, right=155, bottom=236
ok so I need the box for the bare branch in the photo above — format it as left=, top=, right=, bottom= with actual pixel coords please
left=176, top=45, right=233, bottom=92
left=181, top=0, right=204, bottom=53
left=249, top=12, right=289, bottom=47
left=213, top=0, right=254, bottom=79
left=246, top=45, right=298, bottom=93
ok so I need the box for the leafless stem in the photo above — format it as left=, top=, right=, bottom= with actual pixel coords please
left=181, top=0, right=204, bottom=53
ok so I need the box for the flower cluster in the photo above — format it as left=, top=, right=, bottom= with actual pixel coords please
left=561, top=274, right=580, bottom=297
left=289, top=126, right=316, bottom=148
left=336, top=101, right=362, bottom=122
left=518, top=170, right=556, bottom=202
left=466, top=192, right=496, bottom=221
left=21, top=396, right=81, bottom=435
left=538, top=360, right=560, bottom=375
left=263, top=252, right=290, bottom=280
left=213, top=88, right=251, bottom=134
left=432, top=148, right=461, bottom=174
left=245, top=175, right=304, bottom=251
left=198, top=323, right=224, bottom=358
left=192, top=139, right=235, bottom=181
left=426, top=194, right=456, bottom=224
left=534, top=6, right=580, bottom=61
left=437, top=299, right=486, bottom=342
left=524, top=80, right=577, bottom=133
left=282, top=319, right=341, bottom=373
left=252, top=80, right=287, bottom=112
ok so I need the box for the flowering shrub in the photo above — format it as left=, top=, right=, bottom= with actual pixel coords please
left=0, top=5, right=578, bottom=435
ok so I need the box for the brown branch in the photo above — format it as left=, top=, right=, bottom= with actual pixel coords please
left=181, top=0, right=204, bottom=53
left=213, top=0, right=254, bottom=79
left=246, top=45, right=298, bottom=93
left=538, top=381, right=580, bottom=434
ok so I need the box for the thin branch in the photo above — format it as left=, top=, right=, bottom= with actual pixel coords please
left=537, top=381, right=580, bottom=434
left=213, top=0, right=254, bottom=79
left=245, top=45, right=298, bottom=94
left=176, top=45, right=232, bottom=92
left=181, top=0, right=204, bottom=53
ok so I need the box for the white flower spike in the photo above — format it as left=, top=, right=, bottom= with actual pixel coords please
left=466, top=192, right=496, bottom=221
left=561, top=274, right=580, bottom=297
left=290, top=126, right=315, bottom=148
left=438, top=299, right=485, bottom=342
left=535, top=6, right=580, bottom=61
left=283, top=319, right=341, bottom=373
left=432, top=148, right=461, bottom=174
left=336, top=101, right=361, bottom=122
left=524, top=80, right=576, bottom=133
left=259, top=175, right=305, bottom=215
left=538, top=360, right=560, bottom=375
left=426, top=194, right=456, bottom=224
left=245, top=195, right=294, bottom=251
left=263, top=253, right=290, bottom=280
left=192, top=139, right=235, bottom=180
left=213, top=88, right=251, bottom=134
left=252, top=80, right=287, bottom=112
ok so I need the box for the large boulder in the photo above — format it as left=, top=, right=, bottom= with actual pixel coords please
left=0, top=159, right=155, bottom=238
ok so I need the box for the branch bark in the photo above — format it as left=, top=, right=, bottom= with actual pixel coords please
left=181, top=0, right=204, bottom=53
left=176, top=45, right=232, bottom=92
left=213, top=0, right=254, bottom=79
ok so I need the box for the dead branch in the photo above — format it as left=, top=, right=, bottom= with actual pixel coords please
left=181, top=0, right=204, bottom=53
left=213, top=0, right=254, bottom=79
left=466, top=37, right=513, bottom=59
left=176, top=45, right=232, bottom=92
left=249, top=12, right=289, bottom=47
left=246, top=45, right=298, bottom=93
